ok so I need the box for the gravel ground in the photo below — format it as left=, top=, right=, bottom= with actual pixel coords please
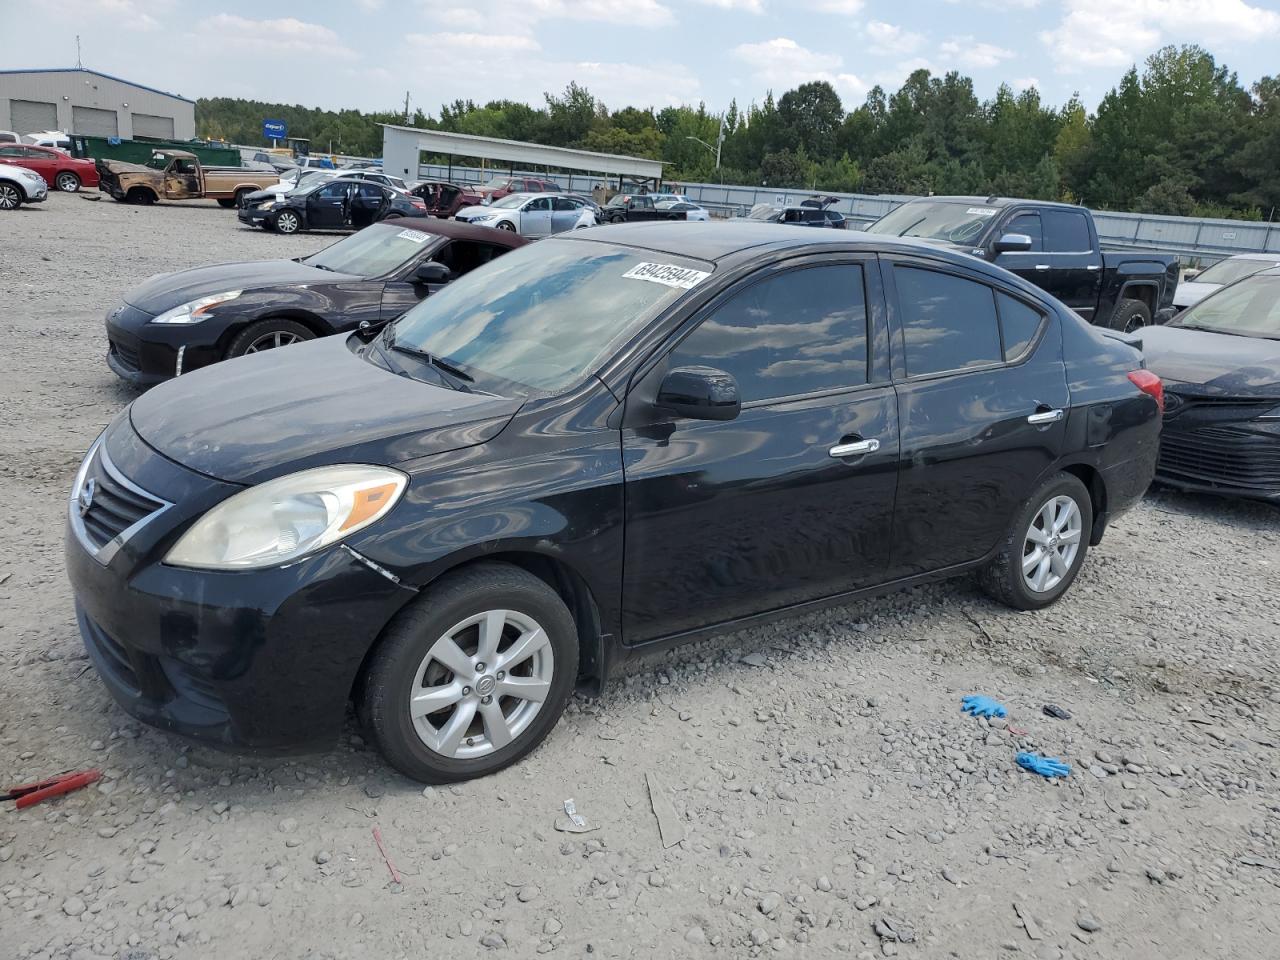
left=2, top=192, right=1279, bottom=960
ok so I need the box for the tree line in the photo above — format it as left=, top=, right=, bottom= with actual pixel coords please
left=195, top=44, right=1280, bottom=219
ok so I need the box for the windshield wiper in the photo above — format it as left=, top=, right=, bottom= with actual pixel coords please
left=307, top=262, right=336, bottom=272
left=384, top=330, right=474, bottom=389
left=894, top=216, right=927, bottom=237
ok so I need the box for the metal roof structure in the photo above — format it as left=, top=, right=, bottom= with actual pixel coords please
left=380, top=124, right=662, bottom=182
left=0, top=67, right=193, bottom=104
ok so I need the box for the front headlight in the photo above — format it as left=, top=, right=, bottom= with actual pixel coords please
left=472, top=214, right=496, bottom=222
left=165, top=465, right=407, bottom=570
left=150, top=290, right=243, bottom=325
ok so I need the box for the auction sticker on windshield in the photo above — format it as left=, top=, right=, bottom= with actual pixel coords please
left=397, top=229, right=429, bottom=243
left=622, top=262, right=711, bottom=289
left=965, top=207, right=999, bottom=217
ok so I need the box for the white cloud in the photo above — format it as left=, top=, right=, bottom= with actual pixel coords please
left=425, top=0, right=674, bottom=26
left=1040, top=0, right=1280, bottom=72
left=872, top=57, right=935, bottom=90
left=695, top=0, right=765, bottom=12
left=419, top=33, right=542, bottom=53
left=355, top=0, right=384, bottom=9
left=63, top=0, right=170, bottom=31
left=805, top=0, right=865, bottom=12
left=1012, top=76, right=1040, bottom=92
left=866, top=21, right=925, bottom=55
left=196, top=16, right=358, bottom=60
left=938, top=36, right=1015, bottom=69
left=733, top=37, right=866, bottom=103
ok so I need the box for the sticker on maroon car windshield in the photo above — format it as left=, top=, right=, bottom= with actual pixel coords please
left=397, top=228, right=428, bottom=243
left=622, top=262, right=711, bottom=289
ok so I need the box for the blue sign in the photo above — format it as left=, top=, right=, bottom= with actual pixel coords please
left=262, top=119, right=287, bottom=141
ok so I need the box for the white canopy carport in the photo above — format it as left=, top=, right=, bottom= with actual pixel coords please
left=380, top=124, right=663, bottom=185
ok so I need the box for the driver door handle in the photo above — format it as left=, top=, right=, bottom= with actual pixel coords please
left=829, top=438, right=880, bottom=458
left=1034, top=264, right=1051, bottom=271
left=1027, top=408, right=1064, bottom=425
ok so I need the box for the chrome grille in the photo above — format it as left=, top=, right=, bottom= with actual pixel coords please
left=70, top=438, right=170, bottom=563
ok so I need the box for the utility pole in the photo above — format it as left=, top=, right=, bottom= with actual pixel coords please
left=403, top=91, right=411, bottom=125
left=75, top=35, right=83, bottom=69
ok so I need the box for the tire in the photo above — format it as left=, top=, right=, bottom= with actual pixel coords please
left=1108, top=298, right=1151, bottom=332
left=126, top=187, right=155, bottom=205
left=358, top=563, right=578, bottom=783
left=224, top=318, right=315, bottom=358
left=216, top=198, right=236, bottom=208
left=233, top=188, right=253, bottom=208
left=55, top=171, right=81, bottom=192
left=496, top=220, right=516, bottom=232
left=0, top=182, right=21, bottom=210
left=272, top=209, right=301, bottom=234
left=978, top=472, right=1093, bottom=611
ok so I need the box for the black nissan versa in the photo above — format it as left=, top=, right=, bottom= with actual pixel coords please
left=66, top=222, right=1163, bottom=783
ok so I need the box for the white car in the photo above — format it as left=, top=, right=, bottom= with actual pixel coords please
left=654, top=196, right=711, bottom=221
left=454, top=192, right=596, bottom=237
left=1175, top=253, right=1280, bottom=309
left=24, top=131, right=71, bottom=151
left=0, top=161, right=49, bottom=209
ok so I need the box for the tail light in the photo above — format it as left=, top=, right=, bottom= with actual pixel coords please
left=1127, top=369, right=1164, bottom=411
left=409, top=199, right=426, bottom=210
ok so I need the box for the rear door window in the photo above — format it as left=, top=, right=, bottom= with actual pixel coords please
left=895, top=266, right=1003, bottom=376
left=1042, top=210, right=1091, bottom=253
left=669, top=264, right=869, bottom=402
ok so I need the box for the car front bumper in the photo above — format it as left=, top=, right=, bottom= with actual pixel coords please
left=105, top=302, right=231, bottom=386
left=1155, top=415, right=1280, bottom=502
left=65, top=421, right=415, bottom=752
left=238, top=205, right=274, bottom=225
left=19, top=178, right=48, bottom=201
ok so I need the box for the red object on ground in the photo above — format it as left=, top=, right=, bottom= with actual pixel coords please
left=3, top=769, right=102, bottom=809
left=372, top=825, right=402, bottom=884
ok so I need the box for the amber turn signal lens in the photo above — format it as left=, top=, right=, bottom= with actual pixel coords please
left=340, top=482, right=400, bottom=532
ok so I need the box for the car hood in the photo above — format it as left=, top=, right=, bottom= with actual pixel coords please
left=99, top=159, right=158, bottom=174
left=1172, top=280, right=1219, bottom=308
left=129, top=336, right=523, bottom=484
left=455, top=204, right=505, bottom=219
left=123, top=260, right=358, bottom=314
left=1141, top=325, right=1280, bottom=397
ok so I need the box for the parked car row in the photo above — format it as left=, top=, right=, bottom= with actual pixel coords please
left=0, top=143, right=99, bottom=192
left=0, top=161, right=49, bottom=209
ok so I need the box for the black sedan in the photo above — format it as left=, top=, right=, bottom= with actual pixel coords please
left=67, top=222, right=1161, bottom=783
left=1141, top=267, right=1280, bottom=501
left=105, top=220, right=527, bottom=386
left=238, top=177, right=426, bottom=233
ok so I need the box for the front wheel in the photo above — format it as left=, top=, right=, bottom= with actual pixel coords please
left=978, top=472, right=1093, bottom=610
left=272, top=209, right=301, bottom=234
left=55, top=171, right=81, bottom=192
left=225, top=318, right=315, bottom=358
left=0, top=182, right=21, bottom=210
left=496, top=220, right=516, bottom=232
left=358, top=563, right=578, bottom=783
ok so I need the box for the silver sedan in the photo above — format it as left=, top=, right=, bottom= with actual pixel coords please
left=454, top=192, right=596, bottom=237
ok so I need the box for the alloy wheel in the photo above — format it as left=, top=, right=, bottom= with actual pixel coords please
left=1021, top=495, right=1082, bottom=593
left=56, top=172, right=79, bottom=192
left=409, top=609, right=554, bottom=759
left=276, top=211, right=300, bottom=233
left=0, top=183, right=19, bottom=209
left=244, top=330, right=302, bottom=353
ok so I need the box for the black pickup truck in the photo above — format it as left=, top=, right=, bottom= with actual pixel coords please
left=865, top=196, right=1179, bottom=331
left=601, top=193, right=688, bottom=224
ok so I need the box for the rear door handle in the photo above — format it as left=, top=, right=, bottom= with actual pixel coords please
left=1027, top=408, right=1064, bottom=425
left=1086, top=265, right=1101, bottom=271
left=829, top=438, right=880, bottom=458
left=1034, top=264, right=1051, bottom=271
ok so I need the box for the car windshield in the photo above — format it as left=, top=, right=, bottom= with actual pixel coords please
left=1172, top=273, right=1280, bottom=339
left=388, top=239, right=712, bottom=394
left=865, top=200, right=1000, bottom=244
left=1194, top=258, right=1280, bottom=286
left=489, top=194, right=527, bottom=209
left=482, top=177, right=513, bottom=190
left=303, top=223, right=438, bottom=277
left=145, top=154, right=172, bottom=170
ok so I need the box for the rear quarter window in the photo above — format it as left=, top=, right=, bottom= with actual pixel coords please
left=996, top=293, right=1046, bottom=360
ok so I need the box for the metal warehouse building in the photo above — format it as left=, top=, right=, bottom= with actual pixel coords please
left=0, top=68, right=195, bottom=140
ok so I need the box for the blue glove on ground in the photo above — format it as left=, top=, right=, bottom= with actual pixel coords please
left=961, top=695, right=1007, bottom=719
left=1016, top=752, right=1071, bottom=778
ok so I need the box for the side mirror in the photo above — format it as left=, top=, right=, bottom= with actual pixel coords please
left=414, top=261, right=452, bottom=284
left=656, top=366, right=740, bottom=422
left=993, top=233, right=1033, bottom=253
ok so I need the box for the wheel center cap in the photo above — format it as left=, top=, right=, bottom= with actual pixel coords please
left=1048, top=534, right=1060, bottom=546
left=475, top=675, right=496, bottom=697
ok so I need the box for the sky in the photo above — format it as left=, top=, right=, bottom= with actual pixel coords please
left=2, top=0, right=1279, bottom=116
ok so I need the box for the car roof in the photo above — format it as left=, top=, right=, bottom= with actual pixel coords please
left=568, top=221, right=1024, bottom=269
left=900, top=195, right=1087, bottom=212
left=377, top=216, right=528, bottom=247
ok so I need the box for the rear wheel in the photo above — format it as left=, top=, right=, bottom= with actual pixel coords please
left=978, top=472, right=1093, bottom=610
left=272, top=209, right=301, bottom=234
left=0, top=182, right=21, bottom=210
left=55, top=171, right=81, bottom=192
left=233, top=188, right=253, bottom=208
left=1109, top=298, right=1151, bottom=332
left=125, top=187, right=155, bottom=205
left=358, top=563, right=578, bottom=783
left=225, top=318, right=315, bottom=358
left=216, top=198, right=236, bottom=208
